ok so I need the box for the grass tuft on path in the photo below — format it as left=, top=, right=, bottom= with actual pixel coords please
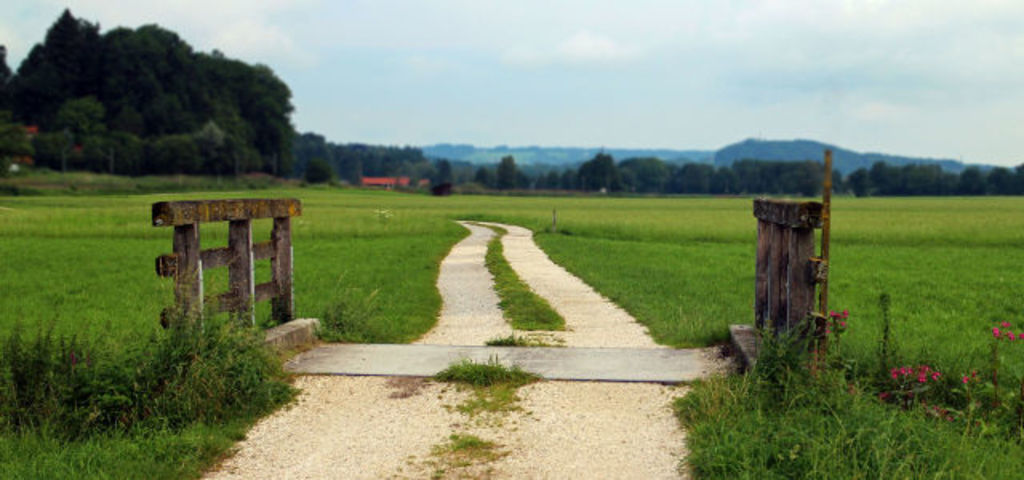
left=434, top=358, right=539, bottom=388
left=478, top=224, right=565, bottom=332
left=435, top=358, right=540, bottom=417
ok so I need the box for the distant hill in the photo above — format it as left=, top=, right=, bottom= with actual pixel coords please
left=422, top=140, right=987, bottom=175
left=422, top=144, right=714, bottom=167
left=713, top=139, right=976, bottom=175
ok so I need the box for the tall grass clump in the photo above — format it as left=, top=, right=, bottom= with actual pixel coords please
left=318, top=285, right=383, bottom=343
left=0, top=316, right=294, bottom=440
left=676, top=306, right=1024, bottom=479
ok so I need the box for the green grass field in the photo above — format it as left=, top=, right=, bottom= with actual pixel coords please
left=2, top=188, right=1023, bottom=477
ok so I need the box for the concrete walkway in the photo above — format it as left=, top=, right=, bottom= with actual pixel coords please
left=287, top=344, right=707, bottom=383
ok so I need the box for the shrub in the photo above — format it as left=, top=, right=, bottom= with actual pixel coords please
left=304, top=158, right=334, bottom=184
left=0, top=317, right=294, bottom=439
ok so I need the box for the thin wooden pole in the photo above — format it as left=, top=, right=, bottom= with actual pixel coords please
left=818, top=150, right=833, bottom=318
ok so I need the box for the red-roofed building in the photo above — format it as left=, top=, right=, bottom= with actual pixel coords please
left=361, top=176, right=411, bottom=189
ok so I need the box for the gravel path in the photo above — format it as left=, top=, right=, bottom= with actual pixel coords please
left=206, top=221, right=700, bottom=479
left=415, top=221, right=511, bottom=345
left=481, top=222, right=661, bottom=349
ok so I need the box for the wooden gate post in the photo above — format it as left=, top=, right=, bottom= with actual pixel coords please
left=270, top=216, right=294, bottom=323
left=753, top=199, right=823, bottom=336
left=171, top=222, right=203, bottom=319
left=228, top=219, right=255, bottom=325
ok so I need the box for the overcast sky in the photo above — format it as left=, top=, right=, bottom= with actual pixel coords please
left=3, top=1, right=1023, bottom=166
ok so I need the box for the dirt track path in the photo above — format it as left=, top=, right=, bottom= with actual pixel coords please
left=206, top=222, right=698, bottom=479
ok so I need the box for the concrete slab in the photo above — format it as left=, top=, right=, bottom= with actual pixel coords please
left=264, top=318, right=320, bottom=350
left=729, top=324, right=761, bottom=371
left=285, top=344, right=707, bottom=383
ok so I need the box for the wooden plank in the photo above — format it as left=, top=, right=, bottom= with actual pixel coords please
left=172, top=223, right=202, bottom=321
left=156, top=253, right=178, bottom=277
left=152, top=198, right=302, bottom=226
left=753, top=199, right=823, bottom=229
left=254, top=281, right=278, bottom=304
left=270, top=217, right=294, bottom=323
left=200, top=247, right=231, bottom=270
left=212, top=292, right=234, bottom=313
left=199, top=241, right=270, bottom=270
left=253, top=240, right=274, bottom=260
left=754, top=220, right=771, bottom=329
left=228, top=219, right=255, bottom=324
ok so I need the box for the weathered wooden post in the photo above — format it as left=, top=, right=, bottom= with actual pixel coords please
left=154, top=198, right=301, bottom=326
left=270, top=216, right=294, bottom=322
left=753, top=199, right=823, bottom=336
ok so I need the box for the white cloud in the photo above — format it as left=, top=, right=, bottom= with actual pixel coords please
left=556, top=31, right=633, bottom=63
left=211, top=19, right=314, bottom=67
left=5, top=0, right=320, bottom=68
left=503, top=30, right=636, bottom=67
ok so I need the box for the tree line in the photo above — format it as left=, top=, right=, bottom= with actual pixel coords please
left=452, top=154, right=1024, bottom=197
left=0, top=9, right=293, bottom=177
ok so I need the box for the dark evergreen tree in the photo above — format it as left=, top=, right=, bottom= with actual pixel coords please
left=496, top=155, right=517, bottom=190
left=474, top=166, right=494, bottom=188
left=10, top=9, right=102, bottom=128
left=847, top=168, right=870, bottom=197
left=577, top=152, right=620, bottom=192
left=434, top=159, right=453, bottom=184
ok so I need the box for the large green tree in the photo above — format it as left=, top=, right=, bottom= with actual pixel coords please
left=7, top=10, right=295, bottom=177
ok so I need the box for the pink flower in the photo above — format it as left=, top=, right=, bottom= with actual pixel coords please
left=842, top=310, right=849, bottom=318
left=993, top=327, right=1001, bottom=338
left=962, top=376, right=970, bottom=384
left=931, top=372, right=941, bottom=381
left=1009, top=331, right=1017, bottom=341
left=839, top=321, right=847, bottom=328
left=1001, top=322, right=1012, bottom=328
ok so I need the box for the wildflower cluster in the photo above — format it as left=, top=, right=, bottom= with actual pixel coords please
left=375, top=207, right=394, bottom=224
left=826, top=310, right=849, bottom=336
left=992, top=321, right=1023, bottom=341
left=890, top=365, right=942, bottom=383
left=881, top=364, right=943, bottom=410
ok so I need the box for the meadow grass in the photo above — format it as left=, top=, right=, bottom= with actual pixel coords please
left=2, top=188, right=1023, bottom=478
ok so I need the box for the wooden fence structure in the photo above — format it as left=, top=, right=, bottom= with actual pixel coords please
left=153, top=198, right=301, bottom=325
left=753, top=150, right=833, bottom=341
